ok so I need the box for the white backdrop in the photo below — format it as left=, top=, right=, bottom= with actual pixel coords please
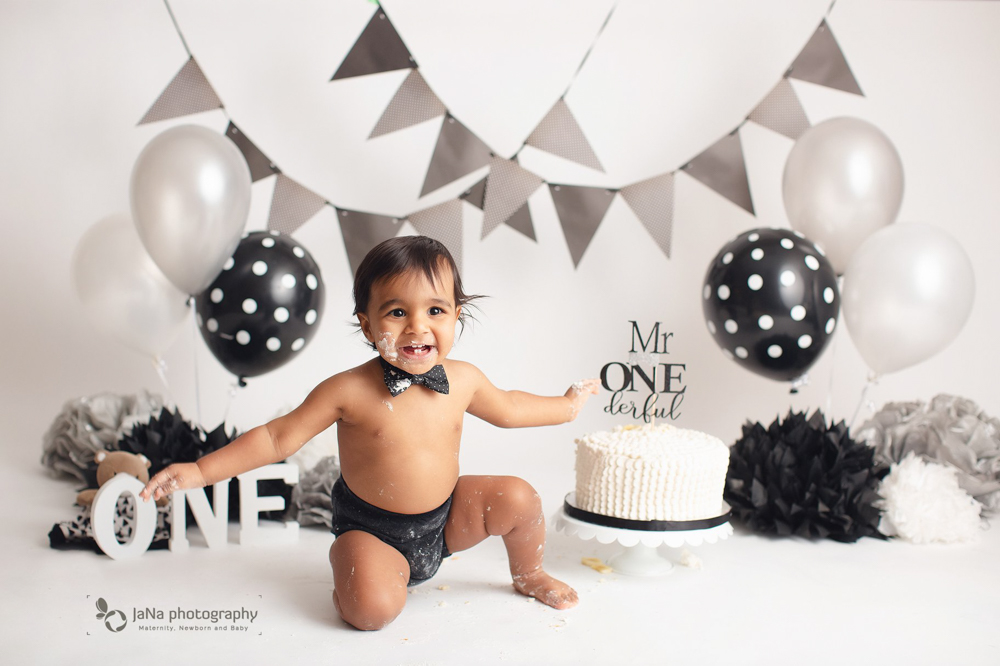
left=1, top=0, right=999, bottom=506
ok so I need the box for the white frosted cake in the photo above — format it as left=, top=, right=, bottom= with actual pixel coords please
left=574, top=424, right=730, bottom=522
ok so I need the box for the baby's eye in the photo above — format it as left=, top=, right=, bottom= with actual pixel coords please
left=389, top=308, right=405, bottom=318
left=429, top=307, right=444, bottom=316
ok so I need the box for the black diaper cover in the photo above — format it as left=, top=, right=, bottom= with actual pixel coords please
left=330, top=475, right=452, bottom=586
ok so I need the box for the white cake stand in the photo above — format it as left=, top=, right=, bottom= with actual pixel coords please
left=554, top=493, right=733, bottom=577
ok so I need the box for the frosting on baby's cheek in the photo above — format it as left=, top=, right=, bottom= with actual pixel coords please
left=377, top=332, right=398, bottom=361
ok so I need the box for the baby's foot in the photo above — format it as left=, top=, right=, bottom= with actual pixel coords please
left=512, top=570, right=579, bottom=609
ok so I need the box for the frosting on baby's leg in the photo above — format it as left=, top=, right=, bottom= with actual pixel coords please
left=446, top=475, right=579, bottom=610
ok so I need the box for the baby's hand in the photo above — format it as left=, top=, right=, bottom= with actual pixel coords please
left=565, top=379, right=601, bottom=421
left=139, top=463, right=205, bottom=503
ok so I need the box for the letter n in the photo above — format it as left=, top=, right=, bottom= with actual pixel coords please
left=169, top=481, right=231, bottom=551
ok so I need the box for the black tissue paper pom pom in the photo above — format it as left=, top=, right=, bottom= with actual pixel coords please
left=111, top=407, right=292, bottom=522
left=113, top=407, right=237, bottom=473
left=724, top=410, right=889, bottom=542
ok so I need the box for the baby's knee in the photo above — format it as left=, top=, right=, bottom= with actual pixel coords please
left=494, top=477, right=542, bottom=522
left=335, top=584, right=406, bottom=631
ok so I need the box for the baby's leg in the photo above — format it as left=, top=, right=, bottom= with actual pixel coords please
left=445, top=475, right=578, bottom=609
left=329, top=530, right=409, bottom=630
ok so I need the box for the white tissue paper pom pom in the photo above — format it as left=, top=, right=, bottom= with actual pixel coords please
left=876, top=453, right=983, bottom=544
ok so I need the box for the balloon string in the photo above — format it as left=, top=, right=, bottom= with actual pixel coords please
left=789, top=373, right=809, bottom=395
left=151, top=355, right=174, bottom=405
left=826, top=277, right=844, bottom=418
left=220, top=381, right=241, bottom=428
left=848, top=373, right=878, bottom=432
left=189, top=298, right=203, bottom=427
left=824, top=332, right=838, bottom=417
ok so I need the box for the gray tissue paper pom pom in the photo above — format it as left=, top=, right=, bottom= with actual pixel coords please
left=290, top=455, right=341, bottom=528
left=856, top=394, right=1000, bottom=512
left=41, top=391, right=164, bottom=482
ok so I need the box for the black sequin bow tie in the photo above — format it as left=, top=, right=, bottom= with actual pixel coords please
left=380, top=357, right=449, bottom=397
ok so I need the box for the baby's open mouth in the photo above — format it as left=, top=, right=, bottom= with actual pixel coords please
left=400, top=344, right=434, bottom=358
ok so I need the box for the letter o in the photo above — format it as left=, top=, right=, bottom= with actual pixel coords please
left=92, top=473, right=157, bottom=560
left=600, top=362, right=632, bottom=392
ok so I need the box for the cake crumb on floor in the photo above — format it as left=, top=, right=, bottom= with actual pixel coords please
left=582, top=556, right=613, bottom=574
left=678, top=549, right=703, bottom=569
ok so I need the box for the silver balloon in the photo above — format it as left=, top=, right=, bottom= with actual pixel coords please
left=783, top=117, right=904, bottom=274
left=841, top=223, right=975, bottom=375
left=130, top=125, right=252, bottom=295
left=72, top=214, right=190, bottom=356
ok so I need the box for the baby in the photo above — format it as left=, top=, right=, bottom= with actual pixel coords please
left=141, top=235, right=599, bottom=630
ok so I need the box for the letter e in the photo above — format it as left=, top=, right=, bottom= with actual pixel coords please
left=238, top=463, right=300, bottom=545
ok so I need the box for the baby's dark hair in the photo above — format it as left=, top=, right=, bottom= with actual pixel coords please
left=353, top=236, right=482, bottom=344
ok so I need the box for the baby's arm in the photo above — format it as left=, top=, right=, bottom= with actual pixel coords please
left=463, top=363, right=600, bottom=428
left=139, top=375, right=347, bottom=503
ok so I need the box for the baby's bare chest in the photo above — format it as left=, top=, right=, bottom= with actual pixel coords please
left=339, top=390, right=466, bottom=455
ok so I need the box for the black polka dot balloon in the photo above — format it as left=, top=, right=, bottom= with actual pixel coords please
left=702, top=228, right=839, bottom=383
left=195, top=231, right=325, bottom=381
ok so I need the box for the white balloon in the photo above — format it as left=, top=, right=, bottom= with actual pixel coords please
left=130, top=125, right=252, bottom=295
left=72, top=214, right=190, bottom=356
left=783, top=117, right=904, bottom=274
left=841, top=223, right=975, bottom=375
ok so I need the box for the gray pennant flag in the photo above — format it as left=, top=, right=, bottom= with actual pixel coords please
left=226, top=122, right=281, bottom=182
left=504, top=201, right=536, bottom=242
left=525, top=99, right=604, bottom=172
left=331, top=10, right=414, bottom=81
left=481, top=156, right=544, bottom=238
left=682, top=131, right=754, bottom=215
left=420, top=115, right=493, bottom=198
left=337, top=208, right=402, bottom=275
left=460, top=177, right=487, bottom=210
left=788, top=20, right=863, bottom=96
left=139, top=57, right=223, bottom=125
left=621, top=173, right=674, bottom=259
left=369, top=69, right=446, bottom=139
left=406, top=200, right=464, bottom=269
left=267, top=175, right=327, bottom=235
left=747, top=79, right=811, bottom=140
left=549, top=184, right=616, bottom=268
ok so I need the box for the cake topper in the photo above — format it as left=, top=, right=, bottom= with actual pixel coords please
left=600, top=320, right=687, bottom=423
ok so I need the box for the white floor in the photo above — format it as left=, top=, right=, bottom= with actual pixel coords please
left=4, top=446, right=999, bottom=666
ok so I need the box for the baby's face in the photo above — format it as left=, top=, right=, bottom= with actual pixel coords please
left=358, top=265, right=461, bottom=373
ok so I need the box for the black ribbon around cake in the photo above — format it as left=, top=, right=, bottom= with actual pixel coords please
left=563, top=493, right=732, bottom=532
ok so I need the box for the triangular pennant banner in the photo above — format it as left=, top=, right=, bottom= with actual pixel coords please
left=420, top=115, right=493, bottom=198
left=787, top=20, right=863, bottom=96
left=481, top=156, right=544, bottom=238
left=138, top=57, right=223, bottom=125
left=525, top=99, right=604, bottom=172
left=369, top=69, right=447, bottom=139
left=406, top=200, right=464, bottom=269
left=682, top=131, right=755, bottom=215
left=336, top=208, right=402, bottom=275
left=226, top=122, right=281, bottom=182
left=747, top=79, right=811, bottom=140
left=331, top=10, right=414, bottom=81
left=459, top=177, right=487, bottom=210
left=549, top=184, right=616, bottom=268
left=621, top=173, right=675, bottom=259
left=267, top=175, right=327, bottom=236
left=504, top=201, right=536, bottom=242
